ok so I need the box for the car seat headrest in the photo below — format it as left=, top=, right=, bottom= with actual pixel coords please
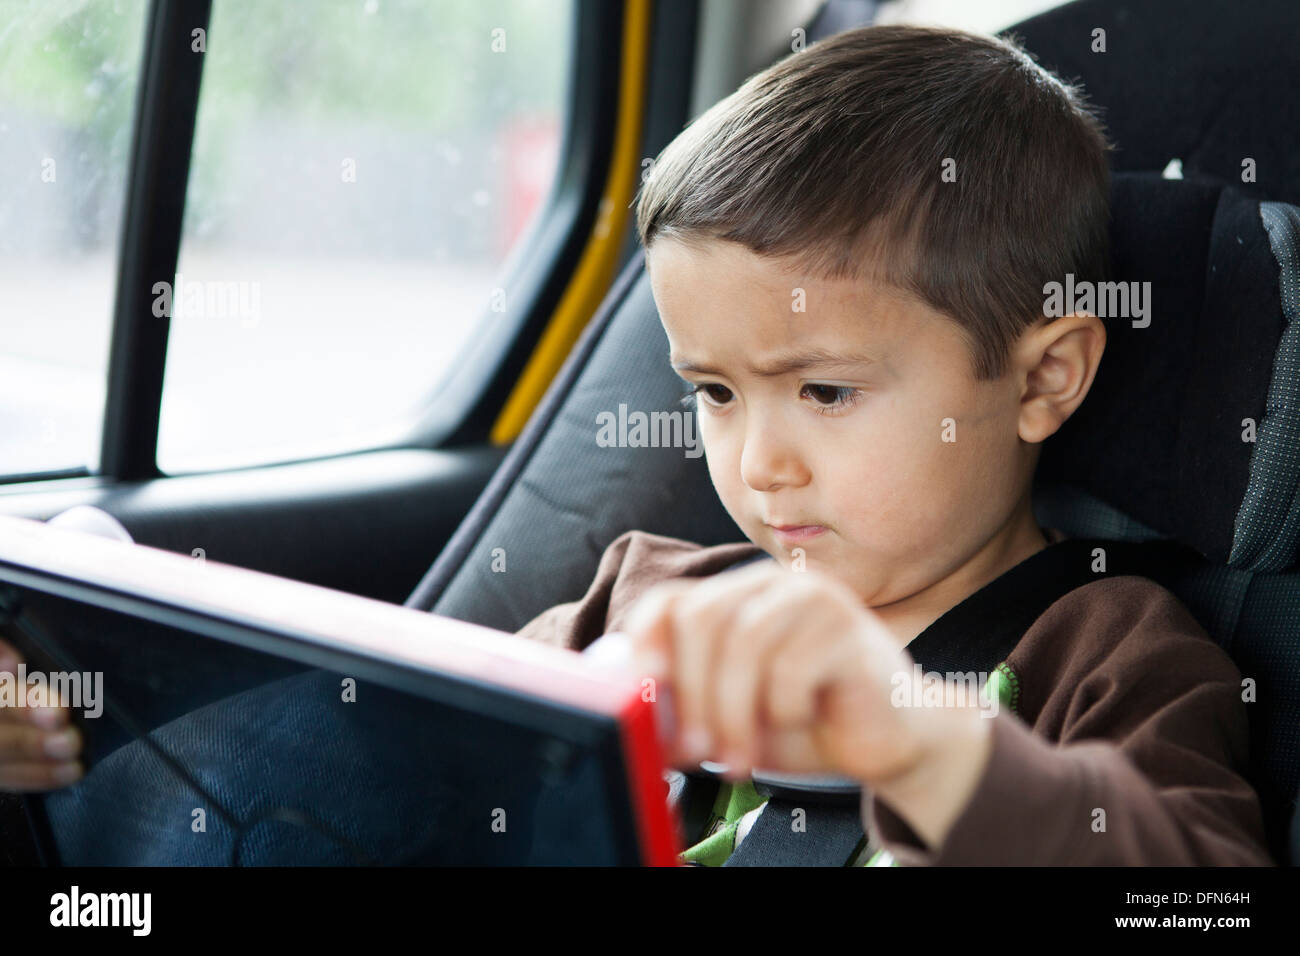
left=1036, top=171, right=1300, bottom=572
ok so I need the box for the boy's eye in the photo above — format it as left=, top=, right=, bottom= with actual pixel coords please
left=680, top=382, right=862, bottom=414
left=680, top=383, right=733, bottom=408
left=801, top=384, right=862, bottom=414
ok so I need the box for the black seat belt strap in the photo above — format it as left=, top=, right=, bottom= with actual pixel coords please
left=724, top=799, right=864, bottom=867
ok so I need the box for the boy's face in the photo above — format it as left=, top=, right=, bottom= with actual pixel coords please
left=648, top=236, right=1047, bottom=617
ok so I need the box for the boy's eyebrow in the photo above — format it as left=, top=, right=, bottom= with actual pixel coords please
left=669, top=347, right=881, bottom=378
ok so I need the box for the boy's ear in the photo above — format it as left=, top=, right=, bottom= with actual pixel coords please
left=1014, top=312, right=1106, bottom=444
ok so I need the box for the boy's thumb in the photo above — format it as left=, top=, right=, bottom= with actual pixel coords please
left=0, top=638, right=18, bottom=673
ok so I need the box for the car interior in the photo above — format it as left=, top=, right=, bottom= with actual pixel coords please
left=1, top=0, right=1298, bottom=867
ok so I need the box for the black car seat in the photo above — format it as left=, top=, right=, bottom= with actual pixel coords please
left=1008, top=0, right=1300, bottom=207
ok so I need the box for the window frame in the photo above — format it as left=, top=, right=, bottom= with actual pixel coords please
left=100, top=0, right=212, bottom=482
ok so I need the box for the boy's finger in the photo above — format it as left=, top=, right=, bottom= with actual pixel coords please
left=664, top=587, right=726, bottom=764
left=25, top=703, right=70, bottom=729
left=8, top=679, right=72, bottom=728
left=0, top=702, right=69, bottom=729
left=711, top=623, right=765, bottom=772
left=765, top=619, right=846, bottom=730
left=712, top=591, right=811, bottom=771
left=668, top=569, right=787, bottom=765
left=668, top=571, right=772, bottom=765
left=753, top=725, right=826, bottom=775
left=0, top=722, right=82, bottom=762
left=624, top=581, right=693, bottom=677
left=0, top=638, right=19, bottom=673
left=0, top=760, right=83, bottom=792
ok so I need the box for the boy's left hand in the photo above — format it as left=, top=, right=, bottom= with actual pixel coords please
left=623, top=561, right=985, bottom=793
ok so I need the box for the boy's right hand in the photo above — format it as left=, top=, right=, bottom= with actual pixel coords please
left=0, top=638, right=83, bottom=792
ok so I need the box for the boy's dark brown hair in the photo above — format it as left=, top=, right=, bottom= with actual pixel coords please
left=634, top=24, right=1113, bottom=381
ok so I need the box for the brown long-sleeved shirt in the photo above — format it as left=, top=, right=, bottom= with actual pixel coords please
left=514, top=529, right=1275, bottom=866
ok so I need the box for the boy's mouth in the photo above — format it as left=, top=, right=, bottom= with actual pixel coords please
left=767, top=523, right=828, bottom=544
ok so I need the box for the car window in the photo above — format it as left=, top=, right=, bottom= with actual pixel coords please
left=156, top=0, right=571, bottom=473
left=874, top=0, right=1065, bottom=31
left=0, top=0, right=149, bottom=479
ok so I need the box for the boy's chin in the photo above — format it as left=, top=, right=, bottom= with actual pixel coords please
left=761, top=546, right=827, bottom=568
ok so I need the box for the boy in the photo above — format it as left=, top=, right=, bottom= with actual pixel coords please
left=511, top=24, right=1273, bottom=865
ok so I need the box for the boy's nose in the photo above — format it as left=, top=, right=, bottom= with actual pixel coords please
left=739, top=425, right=809, bottom=491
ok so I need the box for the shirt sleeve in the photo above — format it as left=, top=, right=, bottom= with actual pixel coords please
left=862, top=578, right=1275, bottom=866
left=512, top=530, right=764, bottom=652
left=511, top=530, right=638, bottom=652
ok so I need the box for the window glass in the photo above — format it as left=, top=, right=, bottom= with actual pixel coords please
left=0, top=0, right=148, bottom=477
left=874, top=0, right=1066, bottom=32
left=157, top=0, right=571, bottom=473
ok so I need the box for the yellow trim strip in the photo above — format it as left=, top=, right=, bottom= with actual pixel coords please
left=489, top=0, right=652, bottom=445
